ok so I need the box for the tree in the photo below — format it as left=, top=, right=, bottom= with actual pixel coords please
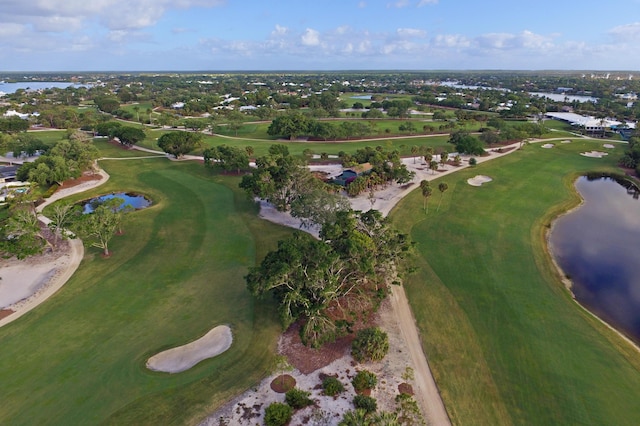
left=440, top=150, right=449, bottom=166
left=94, top=97, right=120, bottom=114
left=411, top=145, right=419, bottom=163
left=351, top=327, right=389, bottom=362
left=420, top=180, right=432, bottom=213
left=352, top=370, right=377, bottom=393
left=203, top=144, right=249, bottom=173
left=322, top=376, right=345, bottom=396
left=290, top=188, right=350, bottom=229
left=285, top=388, right=314, bottom=409
left=240, top=146, right=317, bottom=212
left=429, top=160, right=439, bottom=174
left=78, top=199, right=124, bottom=257
left=264, top=402, right=293, bottom=426
left=353, top=395, right=378, bottom=413
left=157, top=131, right=202, bottom=158
left=2, top=207, right=47, bottom=258
left=112, top=126, right=146, bottom=146
left=245, top=145, right=254, bottom=159
left=225, top=110, right=245, bottom=136
left=437, top=182, right=449, bottom=212
left=48, top=202, right=79, bottom=246
left=267, top=112, right=311, bottom=140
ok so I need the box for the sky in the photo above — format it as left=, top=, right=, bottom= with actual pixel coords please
left=1, top=0, right=639, bottom=72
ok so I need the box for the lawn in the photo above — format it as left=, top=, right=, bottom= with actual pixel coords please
left=391, top=139, right=640, bottom=425
left=0, top=151, right=292, bottom=424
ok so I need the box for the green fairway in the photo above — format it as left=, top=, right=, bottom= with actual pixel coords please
left=0, top=154, right=291, bottom=425
left=391, top=140, right=640, bottom=425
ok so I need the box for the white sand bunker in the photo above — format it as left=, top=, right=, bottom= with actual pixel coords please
left=603, top=144, right=615, bottom=149
left=561, top=140, right=572, bottom=144
left=541, top=143, right=554, bottom=148
left=467, top=175, right=493, bottom=186
left=580, top=151, right=609, bottom=158
left=146, top=325, right=232, bottom=373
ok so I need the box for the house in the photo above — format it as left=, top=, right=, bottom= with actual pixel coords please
left=0, top=165, right=18, bottom=183
left=332, top=163, right=373, bottom=187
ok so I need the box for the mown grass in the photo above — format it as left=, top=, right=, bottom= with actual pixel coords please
left=391, top=139, right=640, bottom=425
left=0, top=151, right=293, bottom=425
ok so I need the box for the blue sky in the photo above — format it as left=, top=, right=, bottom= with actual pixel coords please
left=1, top=0, right=639, bottom=71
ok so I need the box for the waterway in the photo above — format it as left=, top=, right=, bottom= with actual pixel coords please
left=82, top=192, right=151, bottom=214
left=529, top=92, right=598, bottom=103
left=550, top=176, right=640, bottom=343
left=0, top=81, right=85, bottom=95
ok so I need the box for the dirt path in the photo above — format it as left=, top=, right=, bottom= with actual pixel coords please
left=390, top=285, right=450, bottom=425
left=0, top=166, right=109, bottom=328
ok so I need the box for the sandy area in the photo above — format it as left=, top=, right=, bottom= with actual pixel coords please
left=467, top=175, right=493, bottom=186
left=147, top=325, right=233, bottom=373
left=580, top=151, right=609, bottom=158
left=603, top=144, right=615, bottom=149
left=200, top=298, right=427, bottom=425
left=0, top=166, right=108, bottom=328
left=541, top=143, right=555, bottom=148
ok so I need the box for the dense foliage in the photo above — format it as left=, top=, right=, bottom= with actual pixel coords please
left=264, top=402, right=293, bottom=426
left=247, top=209, right=411, bottom=347
left=351, top=327, right=389, bottom=362
left=156, top=131, right=202, bottom=158
left=351, top=370, right=377, bottom=393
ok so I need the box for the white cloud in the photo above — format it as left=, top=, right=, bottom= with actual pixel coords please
left=418, top=0, right=439, bottom=5
left=358, top=1, right=367, bottom=8
left=273, top=24, right=288, bottom=36
left=397, top=28, right=427, bottom=38
left=433, top=34, right=471, bottom=48
left=388, top=0, right=410, bottom=8
left=301, top=28, right=320, bottom=46
left=609, top=22, right=640, bottom=41
left=0, top=0, right=226, bottom=31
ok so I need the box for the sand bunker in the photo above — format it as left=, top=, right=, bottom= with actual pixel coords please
left=561, top=140, right=572, bottom=144
left=467, top=175, right=493, bottom=186
left=541, top=143, right=555, bottom=148
left=603, top=144, right=615, bottom=149
left=146, top=325, right=232, bottom=373
left=580, top=151, right=609, bottom=158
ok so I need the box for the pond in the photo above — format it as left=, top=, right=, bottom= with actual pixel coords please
left=350, top=95, right=372, bottom=100
left=82, top=192, right=151, bottom=214
left=550, top=176, right=640, bottom=343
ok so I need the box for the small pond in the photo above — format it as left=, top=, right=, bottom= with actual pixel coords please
left=350, top=95, right=372, bottom=100
left=82, top=192, right=151, bottom=214
left=550, top=176, right=640, bottom=343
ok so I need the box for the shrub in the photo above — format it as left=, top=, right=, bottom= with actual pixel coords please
left=351, top=327, right=389, bottom=362
left=352, top=370, right=377, bottom=393
left=322, top=376, right=345, bottom=396
left=264, top=402, right=293, bottom=426
left=353, top=395, right=377, bottom=413
left=285, top=388, right=313, bottom=409
left=469, top=157, right=477, bottom=166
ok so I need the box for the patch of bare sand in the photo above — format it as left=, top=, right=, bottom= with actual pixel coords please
left=0, top=166, right=108, bottom=328
left=147, top=325, right=233, bottom=373
left=200, top=299, right=421, bottom=425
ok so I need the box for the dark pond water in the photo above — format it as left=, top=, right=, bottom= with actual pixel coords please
left=550, top=176, right=640, bottom=343
left=82, top=192, right=151, bottom=214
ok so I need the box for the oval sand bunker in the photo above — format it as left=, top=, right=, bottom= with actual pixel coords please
left=147, top=325, right=232, bottom=373
left=467, top=175, right=493, bottom=186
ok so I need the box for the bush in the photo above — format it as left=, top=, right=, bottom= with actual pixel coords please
left=264, top=402, right=293, bottom=426
left=285, top=388, right=313, bottom=409
left=353, top=395, right=377, bottom=413
left=351, top=327, right=389, bottom=362
left=322, top=376, right=345, bottom=396
left=352, top=370, right=377, bottom=393
left=469, top=157, right=477, bottom=166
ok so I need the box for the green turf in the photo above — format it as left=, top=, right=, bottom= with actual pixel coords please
left=390, top=139, right=640, bottom=425
left=0, top=155, right=292, bottom=425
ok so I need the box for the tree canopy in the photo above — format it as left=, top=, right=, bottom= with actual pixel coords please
left=247, top=209, right=411, bottom=347
left=157, top=131, right=202, bottom=158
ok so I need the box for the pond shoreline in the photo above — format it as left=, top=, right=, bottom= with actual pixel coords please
left=545, top=175, right=640, bottom=353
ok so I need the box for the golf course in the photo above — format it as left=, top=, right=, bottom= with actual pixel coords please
left=1, top=136, right=640, bottom=425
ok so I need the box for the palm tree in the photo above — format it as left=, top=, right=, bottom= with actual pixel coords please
left=429, top=160, right=439, bottom=174
left=245, top=145, right=254, bottom=159
left=411, top=145, right=419, bottom=163
left=437, top=182, right=449, bottom=211
left=420, top=180, right=432, bottom=213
